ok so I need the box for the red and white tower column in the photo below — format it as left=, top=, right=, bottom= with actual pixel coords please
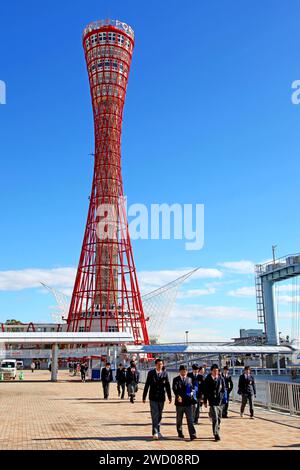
left=67, top=19, right=149, bottom=345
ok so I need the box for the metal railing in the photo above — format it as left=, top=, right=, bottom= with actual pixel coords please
left=230, top=367, right=300, bottom=376
left=256, top=252, right=300, bottom=274
left=231, top=378, right=300, bottom=416
left=140, top=370, right=300, bottom=417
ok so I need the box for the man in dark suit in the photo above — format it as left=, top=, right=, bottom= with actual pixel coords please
left=238, top=366, right=256, bottom=418
left=172, top=365, right=197, bottom=441
left=116, top=363, right=127, bottom=399
left=126, top=360, right=140, bottom=403
left=203, top=364, right=226, bottom=441
left=101, top=362, right=113, bottom=399
left=143, top=358, right=172, bottom=439
left=222, top=365, right=233, bottom=418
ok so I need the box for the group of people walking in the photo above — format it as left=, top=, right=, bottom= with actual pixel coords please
left=142, top=360, right=256, bottom=441
left=68, top=361, right=88, bottom=382
left=97, top=358, right=257, bottom=442
left=101, top=360, right=140, bottom=403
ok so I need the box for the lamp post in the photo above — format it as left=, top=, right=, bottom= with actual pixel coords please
left=185, top=330, right=189, bottom=345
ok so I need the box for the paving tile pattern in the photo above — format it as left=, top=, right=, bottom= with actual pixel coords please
left=0, top=371, right=299, bottom=450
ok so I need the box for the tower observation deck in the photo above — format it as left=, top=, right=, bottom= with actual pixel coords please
left=67, top=19, right=149, bottom=345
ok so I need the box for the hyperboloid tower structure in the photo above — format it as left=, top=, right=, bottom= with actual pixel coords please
left=67, top=19, right=149, bottom=344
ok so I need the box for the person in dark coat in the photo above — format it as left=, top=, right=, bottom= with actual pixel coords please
left=222, top=365, right=233, bottom=418
left=143, top=358, right=172, bottom=439
left=197, top=366, right=206, bottom=417
left=203, top=364, right=226, bottom=441
left=80, top=362, right=88, bottom=383
left=126, top=360, right=140, bottom=403
left=101, top=362, right=113, bottom=399
left=238, top=366, right=256, bottom=418
left=116, top=363, right=127, bottom=399
left=172, top=365, right=197, bottom=441
left=187, top=364, right=204, bottom=424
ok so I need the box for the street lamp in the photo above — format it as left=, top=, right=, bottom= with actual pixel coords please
left=185, top=330, right=189, bottom=344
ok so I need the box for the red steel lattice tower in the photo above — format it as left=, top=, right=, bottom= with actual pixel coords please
left=67, top=19, right=149, bottom=345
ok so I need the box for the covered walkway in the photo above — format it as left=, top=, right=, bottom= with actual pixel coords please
left=0, top=332, right=133, bottom=381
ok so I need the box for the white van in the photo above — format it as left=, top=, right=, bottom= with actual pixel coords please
left=16, top=361, right=24, bottom=370
left=0, top=359, right=17, bottom=380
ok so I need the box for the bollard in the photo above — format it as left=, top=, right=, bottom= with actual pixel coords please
left=0, top=372, right=3, bottom=381
left=19, top=371, right=24, bottom=381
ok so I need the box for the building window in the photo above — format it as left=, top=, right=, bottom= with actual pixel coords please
left=108, top=326, right=118, bottom=332
left=91, top=34, right=98, bottom=45
left=99, top=32, right=107, bottom=42
left=108, top=32, right=116, bottom=42
left=117, top=34, right=125, bottom=45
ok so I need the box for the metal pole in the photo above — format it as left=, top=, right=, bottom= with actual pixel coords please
left=272, top=244, right=277, bottom=264
left=185, top=330, right=189, bottom=345
left=51, top=343, right=59, bottom=382
left=262, top=279, right=279, bottom=345
left=277, top=353, right=280, bottom=375
left=114, top=346, right=117, bottom=375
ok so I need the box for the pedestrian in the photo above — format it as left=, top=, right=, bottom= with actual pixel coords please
left=80, top=362, right=88, bottom=382
left=172, top=365, right=197, bottom=441
left=187, top=364, right=203, bottom=424
left=142, top=358, right=172, bottom=440
left=101, top=362, right=113, bottom=399
left=126, top=360, right=140, bottom=403
left=222, top=365, right=233, bottom=418
left=116, top=363, right=126, bottom=399
left=203, top=364, right=226, bottom=441
left=197, top=366, right=206, bottom=419
left=238, top=366, right=256, bottom=419
left=30, top=361, right=36, bottom=373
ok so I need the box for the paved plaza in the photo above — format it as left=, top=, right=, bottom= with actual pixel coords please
left=0, top=370, right=299, bottom=450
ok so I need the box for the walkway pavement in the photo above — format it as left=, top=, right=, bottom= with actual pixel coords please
left=0, top=370, right=299, bottom=450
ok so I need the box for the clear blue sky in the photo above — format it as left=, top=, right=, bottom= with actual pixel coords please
left=0, top=0, right=299, bottom=342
